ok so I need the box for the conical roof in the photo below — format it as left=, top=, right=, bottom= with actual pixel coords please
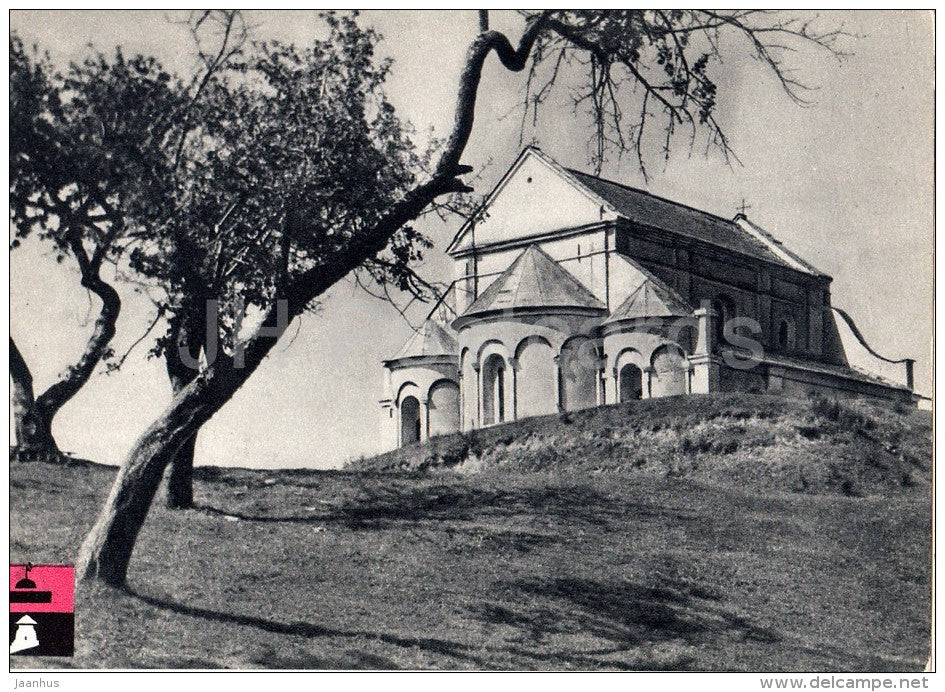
left=462, top=245, right=606, bottom=317
left=388, top=319, right=457, bottom=361
left=606, top=277, right=691, bottom=323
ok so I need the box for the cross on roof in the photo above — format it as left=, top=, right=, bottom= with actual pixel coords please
left=737, top=198, right=751, bottom=215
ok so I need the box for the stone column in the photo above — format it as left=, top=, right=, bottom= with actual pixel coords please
left=688, top=355, right=720, bottom=394
left=596, top=356, right=607, bottom=406
left=689, top=304, right=722, bottom=393
left=643, top=365, right=654, bottom=399
left=395, top=400, right=402, bottom=448
left=553, top=355, right=563, bottom=412
left=419, top=397, right=429, bottom=442
left=378, top=399, right=396, bottom=452
left=508, top=357, right=520, bottom=421
left=694, top=305, right=714, bottom=357
left=457, top=371, right=465, bottom=432
left=472, top=361, right=482, bottom=429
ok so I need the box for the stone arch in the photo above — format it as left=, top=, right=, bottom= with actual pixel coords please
left=560, top=335, right=599, bottom=411
left=428, top=379, right=460, bottom=438
left=476, top=338, right=509, bottom=363
left=613, top=346, right=644, bottom=371
left=399, top=395, right=421, bottom=446
left=514, top=335, right=556, bottom=419
left=395, top=381, right=420, bottom=406
left=650, top=343, right=688, bottom=398
left=514, top=334, right=552, bottom=360
left=481, top=353, right=507, bottom=426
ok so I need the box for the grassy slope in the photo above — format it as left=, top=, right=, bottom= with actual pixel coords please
left=355, top=393, right=931, bottom=497
left=10, top=394, right=931, bottom=671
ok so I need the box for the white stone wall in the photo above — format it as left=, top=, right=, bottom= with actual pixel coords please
left=456, top=311, right=606, bottom=429
left=601, top=321, right=695, bottom=403
left=383, top=359, right=460, bottom=447
left=450, top=152, right=615, bottom=253
left=428, top=380, right=461, bottom=438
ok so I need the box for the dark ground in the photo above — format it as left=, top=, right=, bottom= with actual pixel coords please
left=10, top=394, right=932, bottom=670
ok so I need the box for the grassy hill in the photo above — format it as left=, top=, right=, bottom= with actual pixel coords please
left=10, top=393, right=931, bottom=670
left=354, top=393, right=930, bottom=497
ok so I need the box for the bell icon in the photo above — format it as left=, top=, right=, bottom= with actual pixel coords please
left=10, top=614, right=39, bottom=653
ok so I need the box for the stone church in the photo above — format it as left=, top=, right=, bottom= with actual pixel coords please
left=379, top=147, right=916, bottom=450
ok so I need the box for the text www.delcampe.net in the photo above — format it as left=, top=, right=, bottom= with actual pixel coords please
left=760, top=677, right=929, bottom=690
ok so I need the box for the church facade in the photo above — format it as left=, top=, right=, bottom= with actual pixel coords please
left=379, top=148, right=917, bottom=450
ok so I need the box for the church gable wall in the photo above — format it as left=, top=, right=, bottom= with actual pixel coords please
left=450, top=153, right=615, bottom=253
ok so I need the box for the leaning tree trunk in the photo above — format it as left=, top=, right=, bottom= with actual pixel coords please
left=10, top=273, right=121, bottom=463
left=34, top=275, right=121, bottom=427
left=76, top=330, right=280, bottom=585
left=75, top=14, right=546, bottom=587
left=165, top=435, right=197, bottom=509
left=163, top=315, right=204, bottom=510
left=10, top=337, right=60, bottom=459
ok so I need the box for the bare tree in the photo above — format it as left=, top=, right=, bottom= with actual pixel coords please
left=70, top=10, right=846, bottom=585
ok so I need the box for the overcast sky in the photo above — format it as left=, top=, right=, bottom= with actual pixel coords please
left=9, top=10, right=933, bottom=469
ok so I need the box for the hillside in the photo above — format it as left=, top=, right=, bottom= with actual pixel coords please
left=353, top=393, right=931, bottom=497
left=10, top=393, right=932, bottom=670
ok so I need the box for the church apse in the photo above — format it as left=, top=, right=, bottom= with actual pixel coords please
left=378, top=147, right=918, bottom=451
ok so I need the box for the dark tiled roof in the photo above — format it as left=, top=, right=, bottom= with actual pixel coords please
left=389, top=319, right=457, bottom=360
left=568, top=169, right=801, bottom=271
left=462, top=245, right=606, bottom=317
left=606, top=276, right=692, bottom=322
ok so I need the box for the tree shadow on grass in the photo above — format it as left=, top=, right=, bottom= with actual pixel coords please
left=194, top=481, right=642, bottom=531
left=193, top=466, right=416, bottom=491
left=125, top=587, right=485, bottom=669
left=470, top=576, right=781, bottom=670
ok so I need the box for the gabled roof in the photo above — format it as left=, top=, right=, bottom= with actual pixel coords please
left=387, top=319, right=457, bottom=362
left=461, top=244, right=606, bottom=318
left=606, top=275, right=692, bottom=323
left=567, top=169, right=823, bottom=275
left=735, top=215, right=825, bottom=276
left=445, top=146, right=825, bottom=278
left=446, top=145, right=616, bottom=254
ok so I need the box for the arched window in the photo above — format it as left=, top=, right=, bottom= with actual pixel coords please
left=650, top=344, right=688, bottom=398
left=560, top=336, right=599, bottom=411
left=400, top=396, right=421, bottom=446
left=482, top=353, right=506, bottom=425
left=515, top=337, right=556, bottom=419
left=619, top=363, right=643, bottom=402
left=711, top=296, right=736, bottom=351
left=778, top=318, right=796, bottom=351
left=428, top=380, right=460, bottom=438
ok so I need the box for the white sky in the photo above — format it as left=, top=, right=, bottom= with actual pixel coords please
left=8, top=10, right=934, bottom=469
